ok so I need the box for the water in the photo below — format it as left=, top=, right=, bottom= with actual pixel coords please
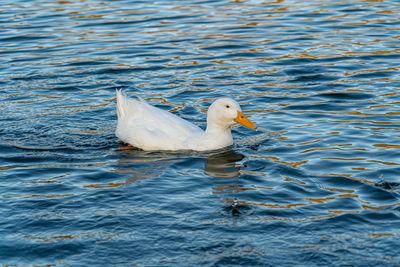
left=1, top=0, right=400, bottom=265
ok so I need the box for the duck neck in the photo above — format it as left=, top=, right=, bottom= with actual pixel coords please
left=205, top=122, right=232, bottom=137
left=202, top=123, right=233, bottom=149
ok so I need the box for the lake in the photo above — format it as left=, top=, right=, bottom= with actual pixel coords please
left=1, top=0, right=400, bottom=265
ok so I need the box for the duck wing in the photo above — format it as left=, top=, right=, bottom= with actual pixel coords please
left=116, top=90, right=203, bottom=150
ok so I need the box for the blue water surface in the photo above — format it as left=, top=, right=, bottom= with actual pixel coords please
left=1, top=0, right=400, bottom=265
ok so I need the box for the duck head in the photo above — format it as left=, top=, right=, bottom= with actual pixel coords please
left=207, top=98, right=256, bottom=130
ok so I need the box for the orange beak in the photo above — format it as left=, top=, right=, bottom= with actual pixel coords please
left=234, top=111, right=257, bottom=129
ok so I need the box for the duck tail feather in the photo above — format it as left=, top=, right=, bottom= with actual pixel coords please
left=116, top=89, right=127, bottom=119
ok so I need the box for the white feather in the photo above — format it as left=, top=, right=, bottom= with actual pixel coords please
left=115, top=89, right=255, bottom=151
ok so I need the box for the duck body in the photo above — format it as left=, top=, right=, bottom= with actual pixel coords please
left=115, top=89, right=256, bottom=151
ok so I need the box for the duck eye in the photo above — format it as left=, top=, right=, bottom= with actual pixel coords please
left=226, top=105, right=230, bottom=108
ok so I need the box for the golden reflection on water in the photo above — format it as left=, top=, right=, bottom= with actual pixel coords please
left=23, top=232, right=99, bottom=243
left=247, top=154, right=308, bottom=168
left=368, top=159, right=399, bottom=166
left=243, top=200, right=308, bottom=210
left=300, top=146, right=368, bottom=154
left=362, top=203, right=400, bottom=212
left=319, top=173, right=375, bottom=185
left=83, top=182, right=125, bottom=189
left=374, top=144, right=400, bottom=149
left=4, top=194, right=75, bottom=199
left=284, top=176, right=306, bottom=185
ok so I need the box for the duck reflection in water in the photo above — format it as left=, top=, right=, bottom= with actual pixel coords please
left=204, top=148, right=244, bottom=179
left=115, top=144, right=245, bottom=182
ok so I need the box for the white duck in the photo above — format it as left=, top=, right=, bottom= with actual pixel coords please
left=115, top=89, right=256, bottom=151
